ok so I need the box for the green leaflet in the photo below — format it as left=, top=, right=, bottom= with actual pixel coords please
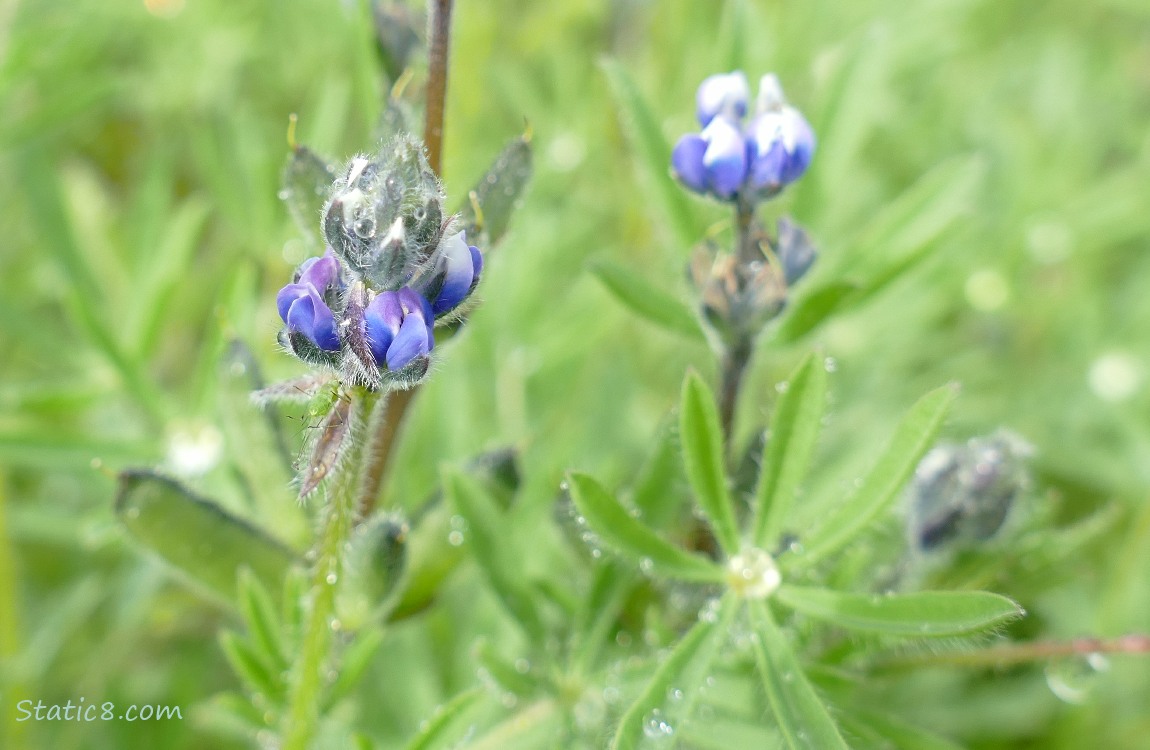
left=680, top=372, right=741, bottom=554
left=800, top=384, right=958, bottom=565
left=753, top=353, right=828, bottom=546
left=749, top=600, right=849, bottom=750
left=778, top=586, right=1024, bottom=637
left=115, top=470, right=297, bottom=609
left=589, top=260, right=706, bottom=342
left=567, top=473, right=722, bottom=583
left=602, top=59, right=705, bottom=248
left=457, top=133, right=533, bottom=248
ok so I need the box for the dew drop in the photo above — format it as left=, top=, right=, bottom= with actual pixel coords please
left=447, top=530, right=465, bottom=546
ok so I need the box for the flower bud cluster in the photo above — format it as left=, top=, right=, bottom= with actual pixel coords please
left=672, top=72, right=815, bottom=203
left=276, top=135, right=483, bottom=389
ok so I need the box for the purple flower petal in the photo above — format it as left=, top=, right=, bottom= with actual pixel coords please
left=277, top=282, right=308, bottom=323
left=285, top=288, right=339, bottom=351
left=365, top=290, right=403, bottom=365
left=671, top=134, right=709, bottom=194
left=299, top=249, right=341, bottom=291
left=386, top=312, right=431, bottom=370
left=469, top=244, right=483, bottom=280
left=702, top=118, right=747, bottom=199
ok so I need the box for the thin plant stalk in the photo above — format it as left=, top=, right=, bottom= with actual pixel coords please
left=358, top=0, right=455, bottom=517
left=282, top=389, right=379, bottom=750
left=871, top=634, right=1150, bottom=673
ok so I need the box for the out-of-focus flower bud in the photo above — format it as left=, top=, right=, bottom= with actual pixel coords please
left=672, top=116, right=749, bottom=201
left=673, top=71, right=815, bottom=205
left=696, top=71, right=750, bottom=127
left=775, top=218, right=817, bottom=286
left=907, top=431, right=1033, bottom=553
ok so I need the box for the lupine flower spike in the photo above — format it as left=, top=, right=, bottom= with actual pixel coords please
left=276, top=135, right=484, bottom=390
left=672, top=72, right=816, bottom=204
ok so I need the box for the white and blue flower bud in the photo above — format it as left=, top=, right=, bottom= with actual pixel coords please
left=672, top=116, right=749, bottom=202
left=696, top=71, right=750, bottom=127
left=746, top=76, right=816, bottom=196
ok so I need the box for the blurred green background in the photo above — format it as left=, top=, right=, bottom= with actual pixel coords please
left=1, top=0, right=1148, bottom=747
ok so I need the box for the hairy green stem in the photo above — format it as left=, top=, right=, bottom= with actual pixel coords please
left=358, top=0, right=455, bottom=517
left=282, top=388, right=378, bottom=750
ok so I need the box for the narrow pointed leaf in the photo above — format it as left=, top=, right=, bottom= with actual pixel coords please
left=611, top=596, right=735, bottom=750
left=801, top=384, right=958, bottom=564
left=773, top=281, right=859, bottom=345
left=237, top=569, right=288, bottom=668
left=281, top=144, right=336, bottom=245
left=457, top=133, right=533, bottom=247
left=115, top=470, right=297, bottom=609
left=749, top=600, right=849, bottom=750
left=371, top=1, right=422, bottom=82
left=443, top=470, right=544, bottom=640
left=322, top=627, right=386, bottom=710
left=219, top=631, right=284, bottom=703
left=474, top=639, right=538, bottom=697
left=567, top=473, right=722, bottom=583
left=630, top=418, right=686, bottom=530
left=590, top=261, right=706, bottom=342
left=573, top=560, right=637, bottom=672
left=777, top=586, right=1024, bottom=637
left=680, top=372, right=741, bottom=553
left=753, top=353, right=828, bottom=545
left=602, top=59, right=703, bottom=248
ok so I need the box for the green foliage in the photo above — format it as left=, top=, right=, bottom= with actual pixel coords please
left=5, top=0, right=1150, bottom=749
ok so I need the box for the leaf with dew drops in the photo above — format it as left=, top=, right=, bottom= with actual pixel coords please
left=457, top=131, right=533, bottom=248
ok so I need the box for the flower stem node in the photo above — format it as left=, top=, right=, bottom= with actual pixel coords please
left=672, top=71, right=815, bottom=205
left=725, top=547, right=782, bottom=599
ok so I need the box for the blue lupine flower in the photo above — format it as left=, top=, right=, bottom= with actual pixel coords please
left=671, top=116, right=748, bottom=201
left=277, top=249, right=342, bottom=351
left=364, top=286, right=435, bottom=370
left=695, top=71, right=750, bottom=127
left=672, top=71, right=815, bottom=203
left=414, top=231, right=484, bottom=316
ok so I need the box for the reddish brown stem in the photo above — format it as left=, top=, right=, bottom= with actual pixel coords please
left=873, top=634, right=1150, bottom=673
left=358, top=0, right=454, bottom=517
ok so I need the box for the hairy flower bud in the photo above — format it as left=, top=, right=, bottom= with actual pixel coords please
left=322, top=135, right=447, bottom=290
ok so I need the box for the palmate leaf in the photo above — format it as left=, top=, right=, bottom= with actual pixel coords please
left=566, top=473, right=722, bottom=583
left=800, top=384, right=958, bottom=565
left=753, top=352, right=829, bottom=546
left=115, top=470, right=297, bottom=609
left=748, top=600, right=849, bottom=750
left=680, top=372, right=741, bottom=554
left=457, top=132, right=533, bottom=248
left=777, top=586, right=1024, bottom=637
left=589, top=260, right=706, bottom=342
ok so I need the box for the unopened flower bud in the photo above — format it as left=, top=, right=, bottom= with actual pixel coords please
left=672, top=116, right=748, bottom=201
left=696, top=71, right=750, bottom=127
